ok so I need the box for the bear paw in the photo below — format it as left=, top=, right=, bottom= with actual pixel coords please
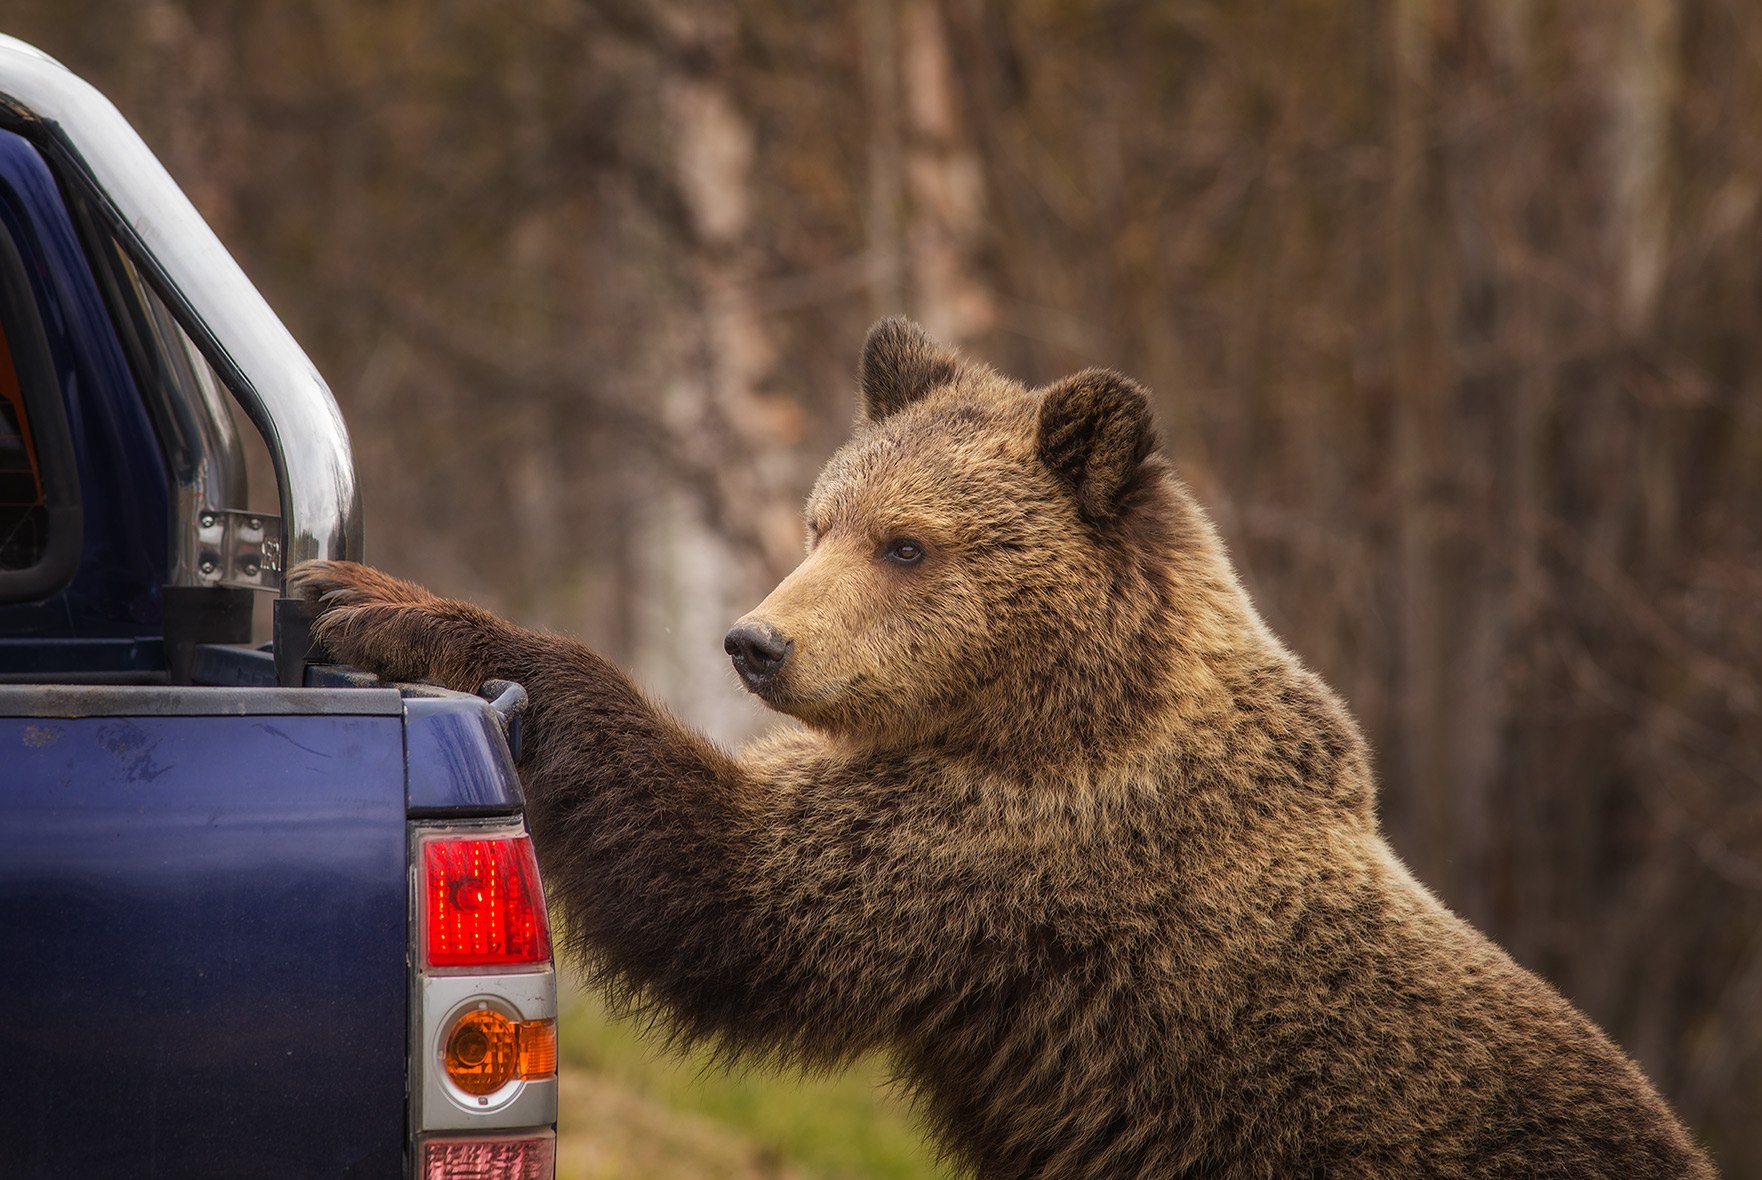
left=289, top=559, right=454, bottom=683
left=290, top=559, right=435, bottom=613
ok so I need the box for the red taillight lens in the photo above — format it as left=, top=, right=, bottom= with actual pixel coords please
left=424, top=835, right=552, bottom=968
left=420, top=1131, right=555, bottom=1180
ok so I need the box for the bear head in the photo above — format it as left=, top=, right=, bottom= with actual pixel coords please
left=726, top=318, right=1255, bottom=758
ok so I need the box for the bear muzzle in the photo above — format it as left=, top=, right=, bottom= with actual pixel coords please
left=725, top=620, right=793, bottom=694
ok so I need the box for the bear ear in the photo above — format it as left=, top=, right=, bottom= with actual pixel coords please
left=1036, top=369, right=1158, bottom=522
left=858, top=317, right=964, bottom=425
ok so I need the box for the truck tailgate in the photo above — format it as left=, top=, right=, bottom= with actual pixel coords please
left=0, top=687, right=408, bottom=1178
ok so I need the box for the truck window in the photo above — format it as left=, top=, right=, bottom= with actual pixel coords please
left=0, top=214, right=79, bottom=601
left=0, top=321, right=45, bottom=568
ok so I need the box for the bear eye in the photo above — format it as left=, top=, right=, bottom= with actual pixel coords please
left=883, top=538, right=926, bottom=565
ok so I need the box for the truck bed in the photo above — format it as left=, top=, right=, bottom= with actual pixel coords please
left=1, top=680, right=408, bottom=1177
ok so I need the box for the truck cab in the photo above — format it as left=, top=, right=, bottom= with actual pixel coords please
left=0, top=35, right=557, bottom=1178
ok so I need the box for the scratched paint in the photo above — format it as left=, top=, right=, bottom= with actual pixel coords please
left=22, top=724, right=61, bottom=748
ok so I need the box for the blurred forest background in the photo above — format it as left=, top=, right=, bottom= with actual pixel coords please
left=10, top=0, right=1761, bottom=1174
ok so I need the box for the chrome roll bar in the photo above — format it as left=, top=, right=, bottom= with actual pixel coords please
left=0, top=34, right=362, bottom=587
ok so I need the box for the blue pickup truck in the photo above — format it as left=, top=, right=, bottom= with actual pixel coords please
left=0, top=35, right=558, bottom=1179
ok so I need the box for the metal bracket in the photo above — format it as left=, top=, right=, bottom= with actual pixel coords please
left=192, top=508, right=281, bottom=592
left=478, top=679, right=529, bottom=762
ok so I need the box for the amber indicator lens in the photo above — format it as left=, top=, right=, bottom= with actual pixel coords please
left=443, top=1009, right=557, bottom=1097
left=517, top=1018, right=557, bottom=1079
left=444, top=1009, right=519, bottom=1095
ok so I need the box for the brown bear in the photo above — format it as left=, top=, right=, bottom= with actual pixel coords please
left=292, top=318, right=1715, bottom=1179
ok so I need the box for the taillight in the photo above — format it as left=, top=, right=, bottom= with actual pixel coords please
left=419, top=1131, right=556, bottom=1180
left=423, top=834, right=551, bottom=968
left=412, top=816, right=557, bottom=1172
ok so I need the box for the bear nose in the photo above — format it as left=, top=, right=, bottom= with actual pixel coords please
left=724, top=621, right=793, bottom=691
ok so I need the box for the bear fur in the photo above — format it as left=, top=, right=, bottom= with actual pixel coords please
left=292, top=318, right=1714, bottom=1179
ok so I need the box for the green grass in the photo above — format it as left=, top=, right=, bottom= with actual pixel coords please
left=554, top=973, right=954, bottom=1180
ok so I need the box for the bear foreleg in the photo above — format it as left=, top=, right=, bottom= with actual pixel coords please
left=291, top=559, right=895, bottom=1065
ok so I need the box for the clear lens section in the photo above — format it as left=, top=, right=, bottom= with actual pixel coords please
left=419, top=1131, right=556, bottom=1180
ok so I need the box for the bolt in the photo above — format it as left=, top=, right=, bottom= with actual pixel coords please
left=199, top=559, right=217, bottom=575
left=199, top=513, right=216, bottom=529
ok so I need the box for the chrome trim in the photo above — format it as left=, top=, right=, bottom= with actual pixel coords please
left=0, top=34, right=362, bottom=585
left=122, top=260, right=255, bottom=586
